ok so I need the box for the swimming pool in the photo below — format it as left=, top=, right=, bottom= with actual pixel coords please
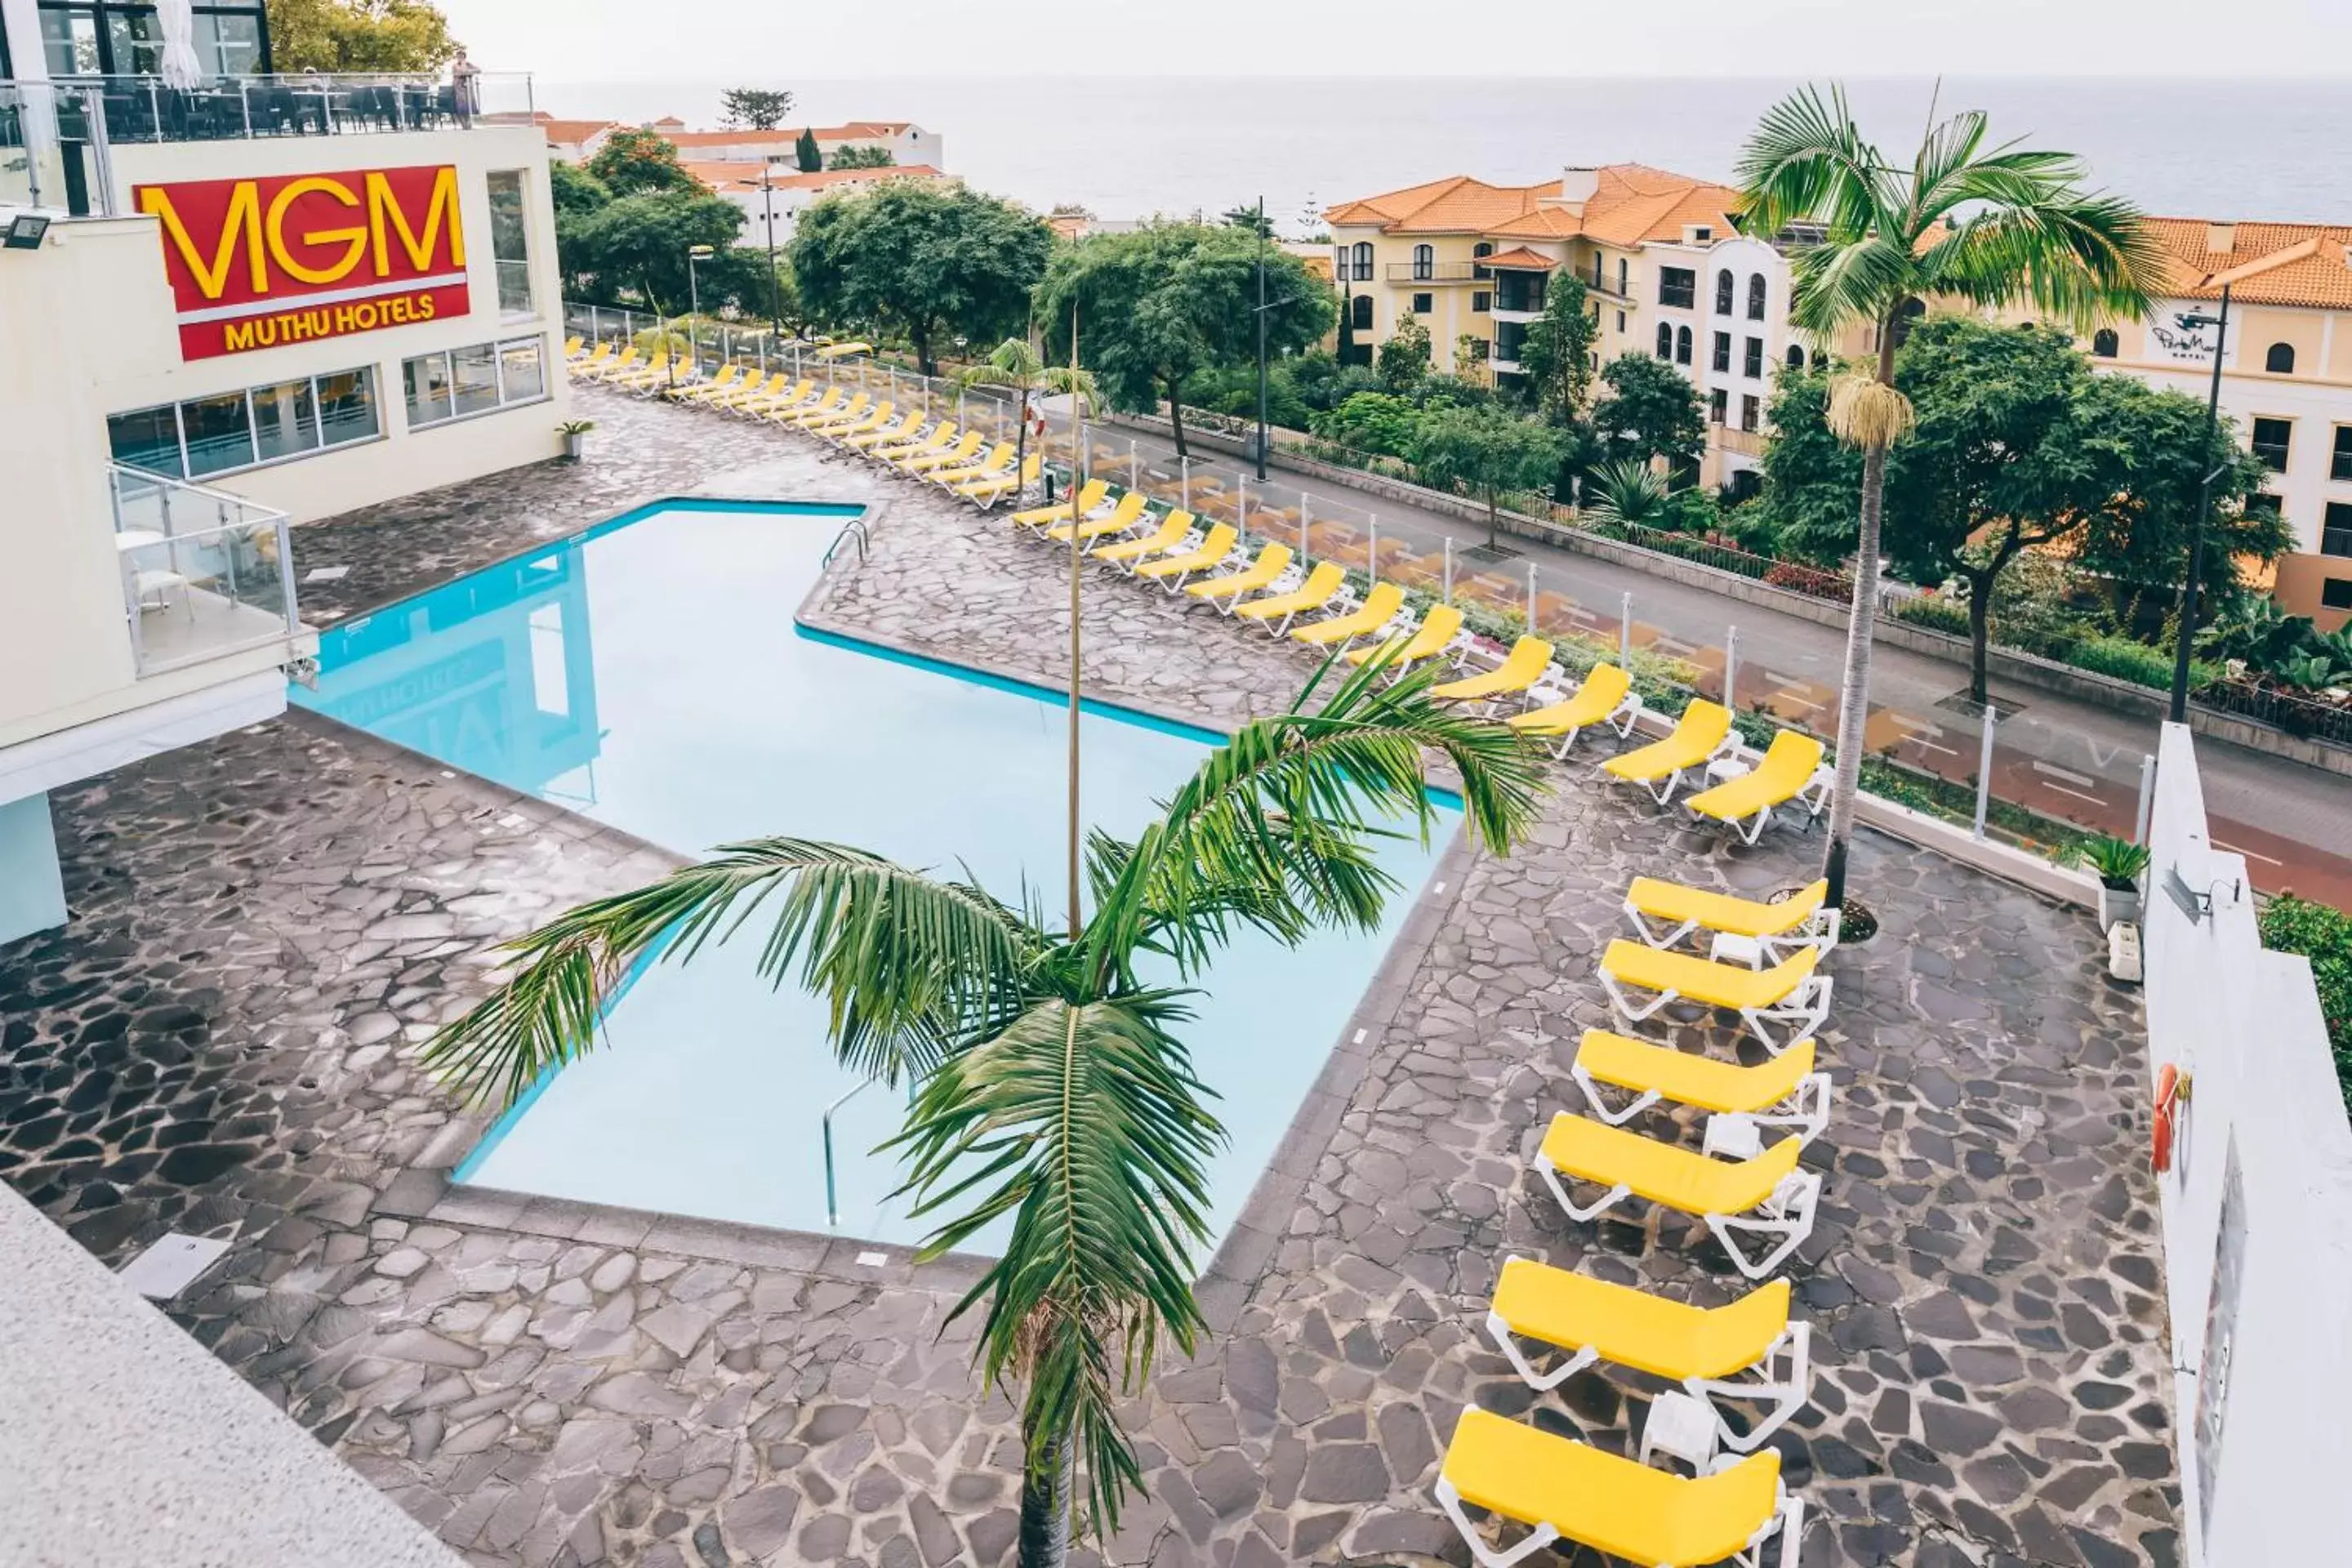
left=296, top=499, right=1456, bottom=1250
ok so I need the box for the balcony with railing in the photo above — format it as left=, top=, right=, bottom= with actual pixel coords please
left=1, top=71, right=533, bottom=216
left=108, top=464, right=301, bottom=676
left=1384, top=261, right=1481, bottom=283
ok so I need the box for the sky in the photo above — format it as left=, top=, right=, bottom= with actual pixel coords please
left=440, top=0, right=2352, bottom=81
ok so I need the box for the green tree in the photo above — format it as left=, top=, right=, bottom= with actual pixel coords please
left=1311, top=390, right=1422, bottom=458
left=1377, top=312, right=1432, bottom=391
left=826, top=144, right=897, bottom=171
left=1735, top=82, right=2160, bottom=902
left=265, top=0, right=457, bottom=71
left=959, top=337, right=1101, bottom=505
left=421, top=658, right=1546, bottom=1568
left=1221, top=203, right=1273, bottom=238
left=719, top=87, right=795, bottom=131
left=795, top=127, right=822, bottom=173
left=567, top=190, right=745, bottom=314
left=585, top=126, right=702, bottom=197
left=1513, top=275, right=1598, bottom=423
left=1037, top=222, right=1336, bottom=458
left=1410, top=403, right=1567, bottom=547
left=1590, top=352, right=1705, bottom=472
left=546, top=161, right=614, bottom=298
left=790, top=182, right=1049, bottom=374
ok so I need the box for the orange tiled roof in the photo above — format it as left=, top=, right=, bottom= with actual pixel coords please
left=684, top=162, right=945, bottom=194
left=657, top=122, right=917, bottom=152
left=1326, top=163, right=1743, bottom=250
left=2142, top=217, right=2352, bottom=310
left=1481, top=246, right=1558, bottom=270
left=536, top=116, right=616, bottom=145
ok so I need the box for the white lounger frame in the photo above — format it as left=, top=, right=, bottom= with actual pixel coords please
left=1600, top=965, right=1833, bottom=1056
left=1624, top=898, right=1842, bottom=965
left=1570, top=1056, right=1833, bottom=1146
left=1434, top=1470, right=1804, bottom=1568
left=1697, top=764, right=1836, bottom=845
left=1535, top=1151, right=1824, bottom=1281
left=1607, top=729, right=1743, bottom=806
left=1521, top=685, right=1644, bottom=759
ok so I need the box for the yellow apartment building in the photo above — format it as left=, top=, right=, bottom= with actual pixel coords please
left=1326, top=164, right=1838, bottom=495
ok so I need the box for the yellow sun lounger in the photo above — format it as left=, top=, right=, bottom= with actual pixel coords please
left=1233, top=561, right=1346, bottom=636
left=1012, top=478, right=1108, bottom=530
left=1486, top=1258, right=1811, bottom=1451
left=1435, top=1407, right=1801, bottom=1568
left=1432, top=635, right=1554, bottom=706
left=955, top=453, right=1040, bottom=508
left=844, top=412, right=926, bottom=452
left=1292, top=581, right=1405, bottom=649
left=1535, top=1113, right=1820, bottom=1281
left=1185, top=543, right=1292, bottom=609
left=734, top=376, right=813, bottom=416
left=568, top=342, right=616, bottom=374
left=709, top=371, right=786, bottom=410
left=561, top=334, right=586, bottom=358
left=1045, top=489, right=1148, bottom=542
left=900, top=431, right=984, bottom=474
left=1602, top=699, right=1735, bottom=804
left=1093, top=509, right=1193, bottom=568
left=800, top=394, right=879, bottom=435
left=768, top=387, right=847, bottom=425
left=927, top=442, right=1014, bottom=489
left=1599, top=939, right=1830, bottom=1054
left=580, top=347, right=639, bottom=381
left=1506, top=663, right=1642, bottom=756
left=1625, top=877, right=1838, bottom=963
left=1135, top=523, right=1239, bottom=589
left=819, top=399, right=893, bottom=443
left=603, top=352, right=672, bottom=389
left=1570, top=1029, right=1830, bottom=1144
left=673, top=363, right=746, bottom=402
left=1686, top=730, right=1831, bottom=845
left=870, top=421, right=951, bottom=460
left=1346, top=604, right=1464, bottom=672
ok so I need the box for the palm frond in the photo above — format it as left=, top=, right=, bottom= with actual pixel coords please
left=421, top=840, right=1036, bottom=1106
left=1918, top=185, right=2161, bottom=329
left=889, top=994, right=1224, bottom=1538
left=1786, top=232, right=1917, bottom=337
left=1733, top=84, right=1896, bottom=242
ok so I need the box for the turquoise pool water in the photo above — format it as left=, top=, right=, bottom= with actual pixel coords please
left=295, top=500, right=1456, bottom=1249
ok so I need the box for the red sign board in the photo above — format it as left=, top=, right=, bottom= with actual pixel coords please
left=133, top=164, right=470, bottom=360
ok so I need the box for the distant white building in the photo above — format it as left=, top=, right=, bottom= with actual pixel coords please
left=546, top=117, right=947, bottom=176
left=679, top=163, right=956, bottom=248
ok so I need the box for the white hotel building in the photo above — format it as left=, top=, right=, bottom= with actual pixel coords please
left=0, top=0, right=568, bottom=945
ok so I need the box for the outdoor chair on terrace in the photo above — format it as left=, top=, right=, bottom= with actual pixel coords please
left=865, top=418, right=950, bottom=458
left=925, top=443, right=1014, bottom=490
left=1505, top=663, right=1642, bottom=757
left=1011, top=478, right=1107, bottom=530
left=603, top=354, right=676, bottom=390
left=1432, top=635, right=1554, bottom=710
left=1290, top=581, right=1408, bottom=652
left=821, top=399, right=894, bottom=444
left=954, top=454, right=1041, bottom=510
left=733, top=376, right=813, bottom=415
left=1534, top=1112, right=1821, bottom=1281
left=580, top=347, right=641, bottom=381
left=1045, top=489, right=1148, bottom=543
left=1092, top=510, right=1194, bottom=572
left=672, top=363, right=744, bottom=403
left=1183, top=543, right=1293, bottom=611
left=569, top=343, right=615, bottom=376
left=844, top=408, right=925, bottom=452
left=1685, top=731, right=1833, bottom=846
left=1602, top=699, right=1737, bottom=805
left=768, top=388, right=851, bottom=425
left=1623, top=877, right=1838, bottom=965
left=1344, top=604, right=1465, bottom=675
left=1598, top=939, right=1830, bottom=1056
left=1434, top=1407, right=1802, bottom=1568
left=1232, top=562, right=1346, bottom=637
left=1484, top=1258, right=1812, bottom=1451
left=1569, top=1028, right=1831, bottom=1146
left=899, top=432, right=984, bottom=475
left=798, top=393, right=876, bottom=434
left=1134, top=524, right=1239, bottom=590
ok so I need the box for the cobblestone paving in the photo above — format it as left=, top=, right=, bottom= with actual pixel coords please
left=0, top=389, right=2177, bottom=1566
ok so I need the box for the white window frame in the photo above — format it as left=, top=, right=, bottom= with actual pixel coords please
left=106, top=365, right=383, bottom=482
left=404, top=335, right=553, bottom=431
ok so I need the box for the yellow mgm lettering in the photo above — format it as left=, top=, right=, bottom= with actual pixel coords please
left=140, top=168, right=466, bottom=302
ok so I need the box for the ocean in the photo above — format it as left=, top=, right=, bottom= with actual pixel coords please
left=537, top=75, right=2352, bottom=232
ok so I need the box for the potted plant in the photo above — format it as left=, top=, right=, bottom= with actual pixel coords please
left=558, top=419, right=595, bottom=461
left=2078, top=834, right=2150, bottom=931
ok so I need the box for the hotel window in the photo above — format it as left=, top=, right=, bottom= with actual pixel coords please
left=1746, top=274, right=1766, bottom=320
left=2333, top=425, right=2352, bottom=481
left=1350, top=294, right=1373, bottom=331
left=1709, top=388, right=1727, bottom=425
left=1617, top=257, right=1628, bottom=296
left=1714, top=270, right=1734, bottom=314
left=1744, top=336, right=1765, bottom=379
left=105, top=366, right=378, bottom=481
left=1740, top=394, right=1760, bottom=432
left=2325, top=502, right=2352, bottom=557
left=1472, top=291, right=1491, bottom=313
left=1472, top=242, right=1494, bottom=280
left=1785, top=342, right=1805, bottom=369
left=1410, top=292, right=1433, bottom=314
left=1658, top=267, right=1695, bottom=310
left=38, top=1, right=270, bottom=76
left=2252, top=416, right=2292, bottom=471
left=487, top=170, right=535, bottom=320
left=2265, top=341, right=2296, bottom=375
left=404, top=336, right=548, bottom=430
left=1712, top=332, right=1731, bottom=373
left=1810, top=347, right=1827, bottom=370
left=2092, top=328, right=2118, bottom=358
left=1615, top=310, right=1625, bottom=333
left=1412, top=244, right=1434, bottom=281
left=1675, top=325, right=1692, bottom=365
left=1655, top=323, right=1673, bottom=359
left=2324, top=580, right=2352, bottom=612
left=1351, top=242, right=1373, bottom=282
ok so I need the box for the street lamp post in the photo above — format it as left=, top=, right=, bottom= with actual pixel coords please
left=677, top=243, right=715, bottom=392
left=2169, top=282, right=2233, bottom=724
left=1254, top=194, right=1270, bottom=482
left=761, top=161, right=782, bottom=341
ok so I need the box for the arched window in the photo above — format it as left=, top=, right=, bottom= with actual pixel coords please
left=1810, top=348, right=1827, bottom=370
left=1350, top=294, right=1373, bottom=331
left=1714, top=269, right=1735, bottom=314
left=2091, top=328, right=2119, bottom=359
left=1675, top=325, right=1693, bottom=364
left=1617, top=257, right=1629, bottom=296
left=1746, top=274, right=1766, bottom=320
left=2266, top=341, right=2296, bottom=374
left=1351, top=241, right=1372, bottom=282
left=1655, top=323, right=1673, bottom=359
left=1472, top=241, right=1494, bottom=279
left=1785, top=342, right=1806, bottom=368
left=1413, top=243, right=1434, bottom=281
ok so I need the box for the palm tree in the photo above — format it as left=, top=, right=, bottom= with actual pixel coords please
left=959, top=336, right=1100, bottom=504
left=421, top=656, right=1546, bottom=1568
left=1735, top=84, right=2158, bottom=904
left=1579, top=458, right=1676, bottom=532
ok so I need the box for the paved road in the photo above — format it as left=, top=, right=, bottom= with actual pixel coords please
left=1061, top=412, right=2352, bottom=905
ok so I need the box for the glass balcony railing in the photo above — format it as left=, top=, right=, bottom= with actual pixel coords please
left=108, top=464, right=301, bottom=676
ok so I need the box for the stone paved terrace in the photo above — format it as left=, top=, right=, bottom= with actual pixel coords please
left=0, top=386, right=2178, bottom=1567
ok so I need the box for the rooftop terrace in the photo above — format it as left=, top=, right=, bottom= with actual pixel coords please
left=0, top=385, right=2180, bottom=1566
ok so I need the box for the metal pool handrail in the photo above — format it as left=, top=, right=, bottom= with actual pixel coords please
left=822, top=515, right=870, bottom=569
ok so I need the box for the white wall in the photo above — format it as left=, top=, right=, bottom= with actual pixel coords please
left=2140, top=721, right=2352, bottom=1566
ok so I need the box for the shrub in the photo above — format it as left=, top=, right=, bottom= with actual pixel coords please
left=1892, top=594, right=1971, bottom=636
left=1762, top=561, right=1851, bottom=601
left=2069, top=634, right=2217, bottom=692
left=2257, top=894, right=2352, bottom=1110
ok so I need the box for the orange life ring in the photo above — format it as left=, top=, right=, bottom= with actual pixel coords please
left=2151, top=1063, right=2185, bottom=1174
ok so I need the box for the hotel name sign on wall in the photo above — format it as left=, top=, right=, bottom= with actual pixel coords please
left=134, top=165, right=469, bottom=359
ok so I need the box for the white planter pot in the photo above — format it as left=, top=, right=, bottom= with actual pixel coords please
left=563, top=432, right=586, bottom=461
left=2097, top=882, right=2141, bottom=932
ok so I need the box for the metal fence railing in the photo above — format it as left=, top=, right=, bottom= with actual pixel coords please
left=108, top=462, right=301, bottom=677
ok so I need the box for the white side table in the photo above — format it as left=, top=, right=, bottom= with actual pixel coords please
left=1709, top=930, right=1767, bottom=969
left=1639, top=1390, right=1722, bottom=1472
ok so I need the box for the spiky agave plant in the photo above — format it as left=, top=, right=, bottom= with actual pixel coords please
left=421, top=649, right=1547, bottom=1568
